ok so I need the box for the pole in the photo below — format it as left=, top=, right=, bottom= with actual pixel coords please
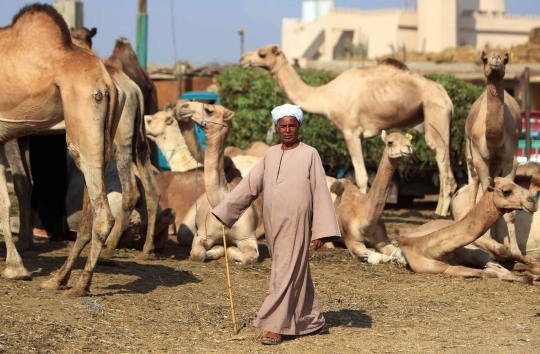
left=136, top=0, right=148, bottom=69
left=238, top=28, right=245, bottom=57
left=525, top=67, right=531, bottom=161
left=222, top=225, right=238, bottom=334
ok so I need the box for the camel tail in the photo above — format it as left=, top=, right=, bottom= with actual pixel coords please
left=330, top=179, right=346, bottom=196
left=104, top=78, right=118, bottom=162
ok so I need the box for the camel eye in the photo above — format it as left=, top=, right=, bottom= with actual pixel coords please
left=387, top=141, right=393, bottom=147
left=502, top=190, right=512, bottom=197
left=204, top=107, right=214, bottom=114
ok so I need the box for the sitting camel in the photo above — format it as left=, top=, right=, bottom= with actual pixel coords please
left=452, top=162, right=540, bottom=268
left=465, top=50, right=522, bottom=257
left=176, top=102, right=259, bottom=264
left=330, top=131, right=411, bottom=265
left=240, top=44, right=456, bottom=218
left=398, top=177, right=539, bottom=285
left=224, top=142, right=269, bottom=178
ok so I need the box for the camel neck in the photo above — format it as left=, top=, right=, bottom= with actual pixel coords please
left=179, top=121, right=205, bottom=164
left=365, top=151, right=400, bottom=221
left=203, top=125, right=230, bottom=208
left=156, top=132, right=199, bottom=172
left=433, top=190, right=503, bottom=247
left=485, top=78, right=505, bottom=146
left=273, top=60, right=328, bottom=116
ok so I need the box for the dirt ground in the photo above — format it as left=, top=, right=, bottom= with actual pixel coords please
left=1, top=194, right=539, bottom=354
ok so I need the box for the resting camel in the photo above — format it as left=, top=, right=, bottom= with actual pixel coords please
left=465, top=51, right=522, bottom=257
left=452, top=162, right=540, bottom=269
left=145, top=109, right=199, bottom=172
left=240, top=44, right=456, bottom=217
left=330, top=131, right=411, bottom=265
left=398, top=177, right=539, bottom=285
left=0, top=4, right=116, bottom=290
left=68, top=26, right=160, bottom=260
left=224, top=142, right=269, bottom=177
left=176, top=102, right=259, bottom=263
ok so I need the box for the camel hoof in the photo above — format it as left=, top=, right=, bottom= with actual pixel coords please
left=41, top=278, right=68, bottom=291
left=100, top=249, right=115, bottom=259
left=2, top=267, right=32, bottom=281
left=134, top=252, right=155, bottom=260
left=64, top=288, right=91, bottom=297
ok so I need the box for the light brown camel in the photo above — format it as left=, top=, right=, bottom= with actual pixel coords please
left=330, top=131, right=411, bottom=265
left=0, top=4, right=116, bottom=289
left=68, top=26, right=161, bottom=260
left=240, top=44, right=456, bottom=217
left=176, top=102, right=259, bottom=263
left=144, top=109, right=200, bottom=172
left=224, top=142, right=270, bottom=178
left=398, top=177, right=539, bottom=285
left=451, top=162, right=540, bottom=271
left=465, top=50, right=522, bottom=257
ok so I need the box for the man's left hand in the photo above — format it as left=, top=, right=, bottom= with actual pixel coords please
left=313, top=236, right=340, bottom=251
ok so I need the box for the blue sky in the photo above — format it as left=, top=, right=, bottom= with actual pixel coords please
left=1, top=0, right=540, bottom=66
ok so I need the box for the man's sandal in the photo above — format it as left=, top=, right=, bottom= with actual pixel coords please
left=261, top=332, right=282, bottom=345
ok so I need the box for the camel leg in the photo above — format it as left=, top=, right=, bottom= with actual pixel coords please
left=235, top=238, right=259, bottom=264
left=206, top=245, right=225, bottom=260
left=424, top=113, right=456, bottom=217
left=134, top=128, right=160, bottom=259
left=6, top=138, right=33, bottom=250
left=444, top=264, right=534, bottom=284
left=0, top=144, right=31, bottom=280
left=42, top=186, right=93, bottom=291
left=343, top=130, right=368, bottom=193
left=500, top=157, right=520, bottom=257
left=345, top=238, right=392, bottom=265
left=190, top=235, right=209, bottom=262
left=465, top=139, right=480, bottom=212
left=101, top=150, right=139, bottom=259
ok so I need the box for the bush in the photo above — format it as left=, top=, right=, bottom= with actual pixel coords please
left=218, top=66, right=484, bottom=175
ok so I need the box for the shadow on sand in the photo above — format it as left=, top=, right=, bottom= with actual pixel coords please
left=323, top=309, right=373, bottom=329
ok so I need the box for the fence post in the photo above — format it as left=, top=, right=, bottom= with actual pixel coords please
left=525, top=67, right=531, bottom=161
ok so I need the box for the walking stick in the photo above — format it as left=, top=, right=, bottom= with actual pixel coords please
left=222, top=224, right=238, bottom=334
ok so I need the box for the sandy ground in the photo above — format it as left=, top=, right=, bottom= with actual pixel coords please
left=1, top=196, right=539, bottom=353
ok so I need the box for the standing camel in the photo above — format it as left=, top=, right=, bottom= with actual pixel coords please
left=69, top=26, right=160, bottom=259
left=176, top=102, right=260, bottom=264
left=0, top=4, right=116, bottom=290
left=330, top=131, right=411, bottom=265
left=398, top=177, right=538, bottom=285
left=240, top=44, right=456, bottom=217
left=465, top=51, right=522, bottom=257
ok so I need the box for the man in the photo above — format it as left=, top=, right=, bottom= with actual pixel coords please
left=211, top=104, right=341, bottom=345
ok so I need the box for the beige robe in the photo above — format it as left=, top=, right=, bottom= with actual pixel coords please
left=212, top=142, right=341, bottom=335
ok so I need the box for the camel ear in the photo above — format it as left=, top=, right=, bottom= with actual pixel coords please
left=223, top=110, right=235, bottom=120
left=271, top=45, right=281, bottom=56
left=330, top=180, right=345, bottom=196
left=164, top=101, right=175, bottom=111
left=503, top=52, right=510, bottom=64
left=90, top=27, right=97, bottom=37
left=486, top=177, right=495, bottom=191
left=381, top=130, right=387, bottom=142
left=165, top=116, right=175, bottom=125
left=480, top=50, right=487, bottom=63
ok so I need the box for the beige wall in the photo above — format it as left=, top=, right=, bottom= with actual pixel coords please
left=417, top=0, right=457, bottom=53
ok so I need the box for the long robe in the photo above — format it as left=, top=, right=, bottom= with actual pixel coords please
left=212, top=142, right=341, bottom=335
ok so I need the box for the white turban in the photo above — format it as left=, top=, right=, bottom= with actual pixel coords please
left=271, top=104, right=303, bottom=124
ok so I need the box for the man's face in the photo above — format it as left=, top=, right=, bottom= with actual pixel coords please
left=276, top=116, right=300, bottom=145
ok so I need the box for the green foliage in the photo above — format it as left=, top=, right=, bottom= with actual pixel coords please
left=218, top=66, right=484, bottom=175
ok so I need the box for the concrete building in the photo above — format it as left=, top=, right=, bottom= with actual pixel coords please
left=53, top=0, right=84, bottom=28
left=282, top=0, right=540, bottom=63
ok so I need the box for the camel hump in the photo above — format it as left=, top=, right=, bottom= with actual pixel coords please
left=11, top=4, right=71, bottom=46
left=330, top=179, right=347, bottom=196
left=377, top=58, right=409, bottom=71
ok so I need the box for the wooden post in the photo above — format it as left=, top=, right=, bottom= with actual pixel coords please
left=525, top=67, right=531, bottom=161
left=136, top=0, right=148, bottom=69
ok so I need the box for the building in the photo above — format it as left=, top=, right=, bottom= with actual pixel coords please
left=282, top=0, right=540, bottom=63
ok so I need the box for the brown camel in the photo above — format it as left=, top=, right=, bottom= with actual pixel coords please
left=398, top=177, right=539, bottom=285
left=240, top=44, right=456, bottom=217
left=451, top=162, right=540, bottom=271
left=0, top=4, right=116, bottom=290
left=465, top=50, right=522, bottom=257
left=176, top=102, right=259, bottom=263
left=330, top=131, right=411, bottom=265
left=67, top=26, right=161, bottom=260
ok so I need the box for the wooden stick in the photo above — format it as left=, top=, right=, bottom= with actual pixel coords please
left=222, top=224, right=238, bottom=334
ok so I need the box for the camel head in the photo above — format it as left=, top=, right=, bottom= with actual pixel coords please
left=490, top=177, right=537, bottom=214
left=240, top=44, right=287, bottom=72
left=481, top=50, right=509, bottom=79
left=174, top=100, right=233, bottom=134
left=70, top=26, right=97, bottom=50
left=381, top=131, right=413, bottom=159
left=144, top=110, right=177, bottom=142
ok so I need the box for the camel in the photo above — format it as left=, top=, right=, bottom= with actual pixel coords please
left=224, top=142, right=269, bottom=177
left=240, top=44, right=457, bottom=217
left=330, top=131, right=411, bottom=265
left=144, top=109, right=200, bottom=172
left=176, top=102, right=259, bottom=263
left=66, top=26, right=161, bottom=260
left=465, top=50, right=522, bottom=257
left=0, top=4, right=116, bottom=290
left=397, top=177, right=539, bottom=285
left=451, top=162, right=540, bottom=271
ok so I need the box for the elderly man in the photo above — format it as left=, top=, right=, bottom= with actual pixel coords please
left=212, top=104, right=341, bottom=345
